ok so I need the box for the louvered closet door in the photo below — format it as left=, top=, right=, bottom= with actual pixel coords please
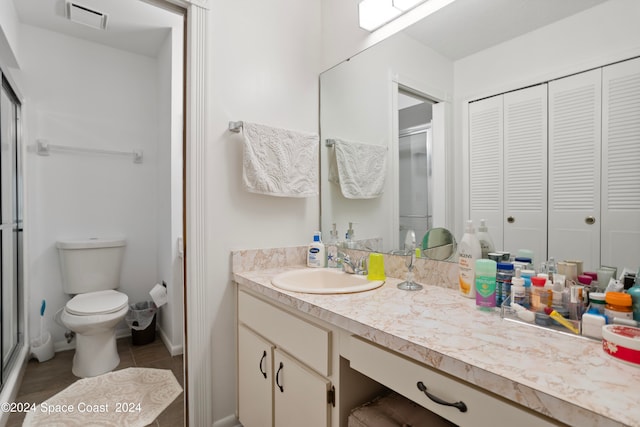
left=548, top=69, right=601, bottom=270
left=602, top=57, right=640, bottom=272
left=469, top=95, right=503, bottom=248
left=503, top=85, right=548, bottom=264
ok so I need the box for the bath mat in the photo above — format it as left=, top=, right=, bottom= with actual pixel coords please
left=23, top=367, right=182, bottom=427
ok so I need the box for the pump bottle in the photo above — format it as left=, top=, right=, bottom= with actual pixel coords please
left=458, top=220, right=482, bottom=298
left=477, top=219, right=495, bottom=259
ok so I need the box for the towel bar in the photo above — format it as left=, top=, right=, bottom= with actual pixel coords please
left=229, top=121, right=243, bottom=133
left=36, top=139, right=143, bottom=163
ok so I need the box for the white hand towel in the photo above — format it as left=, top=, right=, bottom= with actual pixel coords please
left=242, top=122, right=319, bottom=197
left=328, top=139, right=387, bottom=199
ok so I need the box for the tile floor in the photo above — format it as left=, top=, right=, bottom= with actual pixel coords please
left=6, top=337, right=184, bottom=426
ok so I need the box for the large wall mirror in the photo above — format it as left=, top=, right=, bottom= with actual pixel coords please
left=320, top=0, right=639, bottom=270
left=319, top=21, right=453, bottom=257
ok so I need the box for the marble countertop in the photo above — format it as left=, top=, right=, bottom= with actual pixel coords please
left=234, top=266, right=640, bottom=427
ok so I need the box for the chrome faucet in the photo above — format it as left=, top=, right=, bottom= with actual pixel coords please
left=339, top=251, right=367, bottom=275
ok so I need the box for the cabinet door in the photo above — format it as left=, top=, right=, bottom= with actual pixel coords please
left=601, top=57, right=640, bottom=272
left=548, top=69, right=602, bottom=270
left=469, top=95, right=503, bottom=248
left=503, top=84, right=548, bottom=264
left=238, top=325, right=274, bottom=427
left=273, top=349, right=331, bottom=427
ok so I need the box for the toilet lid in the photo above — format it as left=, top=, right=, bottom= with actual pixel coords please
left=66, top=290, right=128, bottom=315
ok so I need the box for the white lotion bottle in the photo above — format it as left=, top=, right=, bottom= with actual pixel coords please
left=477, top=219, right=495, bottom=259
left=458, top=220, right=482, bottom=298
left=307, top=232, right=326, bottom=268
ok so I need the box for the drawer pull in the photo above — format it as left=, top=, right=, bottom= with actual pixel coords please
left=259, top=351, right=267, bottom=379
left=276, top=362, right=284, bottom=392
left=417, top=381, right=467, bottom=413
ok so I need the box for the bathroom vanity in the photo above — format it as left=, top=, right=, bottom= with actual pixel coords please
left=234, top=263, right=640, bottom=427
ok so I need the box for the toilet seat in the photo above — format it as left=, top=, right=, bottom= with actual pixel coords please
left=66, top=290, right=128, bottom=316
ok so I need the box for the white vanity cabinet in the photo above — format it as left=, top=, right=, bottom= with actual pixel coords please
left=347, top=336, right=560, bottom=427
left=237, top=286, right=563, bottom=427
left=237, top=290, right=333, bottom=427
left=238, top=325, right=273, bottom=427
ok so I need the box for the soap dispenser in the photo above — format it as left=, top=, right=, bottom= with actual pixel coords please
left=345, top=222, right=356, bottom=249
left=327, top=224, right=341, bottom=269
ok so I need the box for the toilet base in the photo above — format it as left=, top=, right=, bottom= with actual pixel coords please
left=72, top=329, right=120, bottom=378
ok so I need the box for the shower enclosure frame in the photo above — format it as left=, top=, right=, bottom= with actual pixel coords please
left=0, top=70, right=25, bottom=392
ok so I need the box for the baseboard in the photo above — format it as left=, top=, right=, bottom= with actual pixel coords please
left=158, top=326, right=183, bottom=356
left=212, top=414, right=241, bottom=427
left=54, top=327, right=183, bottom=357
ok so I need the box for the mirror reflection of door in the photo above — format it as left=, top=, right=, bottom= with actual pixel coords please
left=398, top=89, right=436, bottom=249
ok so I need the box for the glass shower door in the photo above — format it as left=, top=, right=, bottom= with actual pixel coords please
left=398, top=126, right=432, bottom=249
left=0, top=75, right=23, bottom=386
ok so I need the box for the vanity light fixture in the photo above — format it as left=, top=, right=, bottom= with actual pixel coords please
left=392, top=0, right=427, bottom=11
left=358, top=0, right=402, bottom=32
left=359, top=0, right=457, bottom=31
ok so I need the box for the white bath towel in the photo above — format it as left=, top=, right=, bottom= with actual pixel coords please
left=242, top=122, right=319, bottom=197
left=329, top=139, right=387, bottom=199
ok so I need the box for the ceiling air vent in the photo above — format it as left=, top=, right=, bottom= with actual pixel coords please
left=65, top=2, right=108, bottom=30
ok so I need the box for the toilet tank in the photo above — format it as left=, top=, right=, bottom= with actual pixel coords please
left=56, top=237, right=126, bottom=294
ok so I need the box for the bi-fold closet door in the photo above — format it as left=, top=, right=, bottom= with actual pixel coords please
left=469, top=84, right=548, bottom=263
left=548, top=69, right=601, bottom=269
left=549, top=58, right=640, bottom=271
left=470, top=56, right=640, bottom=272
left=601, top=58, right=640, bottom=271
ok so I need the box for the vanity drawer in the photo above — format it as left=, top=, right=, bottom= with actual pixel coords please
left=238, top=291, right=331, bottom=376
left=348, top=336, right=559, bottom=427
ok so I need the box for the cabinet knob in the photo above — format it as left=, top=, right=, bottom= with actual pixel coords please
left=507, top=216, right=515, bottom=224
left=259, top=351, right=267, bottom=379
left=585, top=216, right=596, bottom=225
left=417, top=381, right=467, bottom=413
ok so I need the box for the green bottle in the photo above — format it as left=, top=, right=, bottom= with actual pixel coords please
left=475, top=259, right=497, bottom=311
left=628, top=267, right=640, bottom=321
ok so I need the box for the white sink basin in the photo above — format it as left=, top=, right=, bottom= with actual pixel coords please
left=271, top=268, right=384, bottom=294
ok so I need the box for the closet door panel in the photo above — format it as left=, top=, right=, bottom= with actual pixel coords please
left=503, top=85, right=548, bottom=263
left=602, top=57, right=640, bottom=272
left=548, top=69, right=601, bottom=270
left=469, top=95, right=503, bottom=248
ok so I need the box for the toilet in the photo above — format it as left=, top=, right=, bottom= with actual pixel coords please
left=57, top=237, right=129, bottom=378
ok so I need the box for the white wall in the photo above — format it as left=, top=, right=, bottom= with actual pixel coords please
left=0, top=0, right=20, bottom=70
left=20, top=24, right=161, bottom=348
left=320, top=32, right=453, bottom=252
left=203, top=0, right=322, bottom=423
left=156, top=28, right=184, bottom=355
left=453, top=0, right=640, bottom=240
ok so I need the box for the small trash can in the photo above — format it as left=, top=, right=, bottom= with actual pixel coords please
left=125, top=301, right=157, bottom=346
